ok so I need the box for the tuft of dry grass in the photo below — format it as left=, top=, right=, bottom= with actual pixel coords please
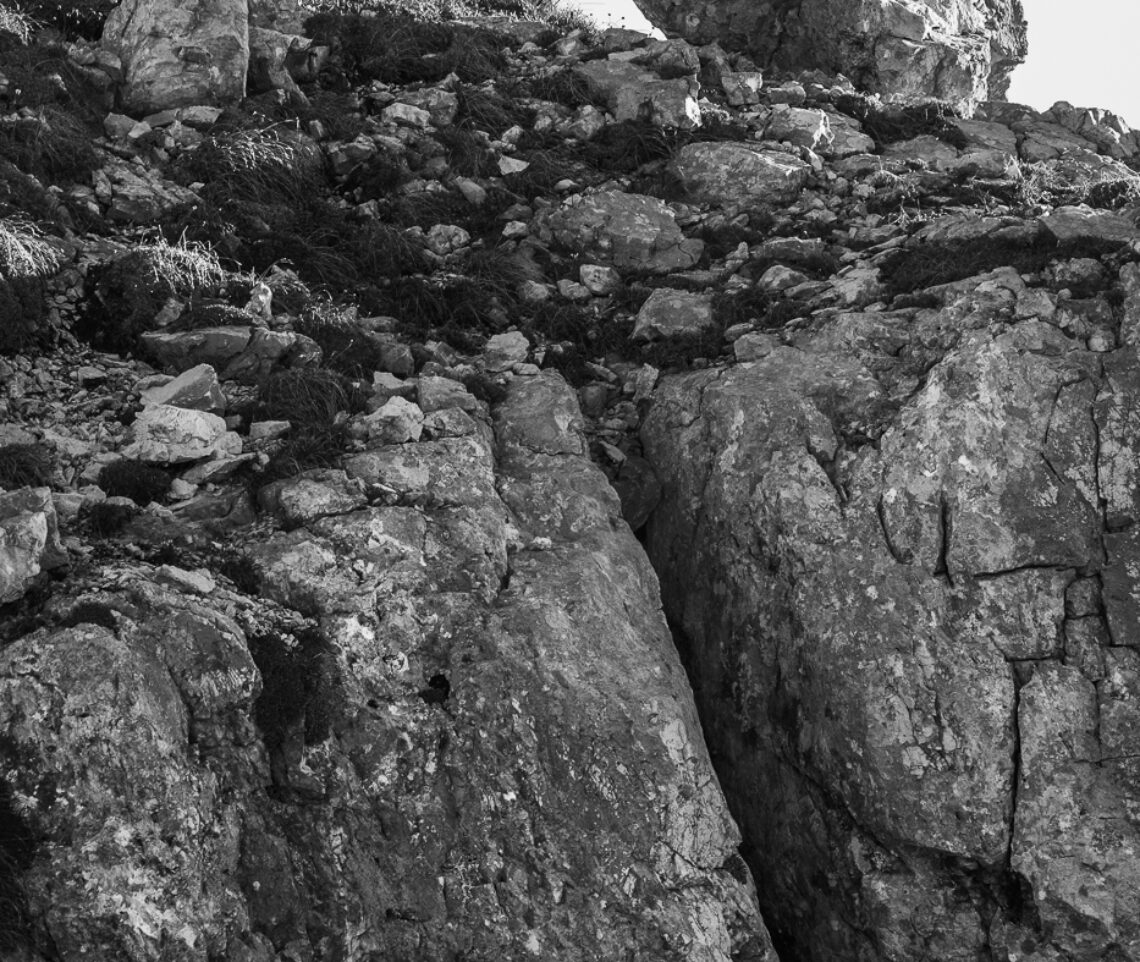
left=0, top=5, right=35, bottom=43
left=0, top=218, right=59, bottom=280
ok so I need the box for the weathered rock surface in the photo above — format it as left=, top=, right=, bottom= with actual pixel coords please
left=0, top=487, right=65, bottom=604
left=102, top=0, right=250, bottom=113
left=543, top=191, right=703, bottom=274
left=0, top=373, right=774, bottom=962
left=673, top=142, right=812, bottom=207
left=642, top=271, right=1140, bottom=960
left=634, top=0, right=1028, bottom=110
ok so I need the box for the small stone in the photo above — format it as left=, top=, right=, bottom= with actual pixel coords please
left=558, top=279, right=592, bottom=301
left=733, top=332, right=776, bottom=361
left=249, top=420, right=292, bottom=441
left=365, top=396, right=424, bottom=444
left=417, top=375, right=480, bottom=414
left=139, top=363, right=226, bottom=414
left=502, top=220, right=530, bottom=240
left=632, top=289, right=716, bottom=342
left=499, top=156, right=531, bottom=176
left=518, top=280, right=552, bottom=304
left=156, top=564, right=216, bottom=594
left=484, top=331, right=530, bottom=373
left=580, top=264, right=622, bottom=295
left=382, top=102, right=432, bottom=127
left=424, top=223, right=471, bottom=256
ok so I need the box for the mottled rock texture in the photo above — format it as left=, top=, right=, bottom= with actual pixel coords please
left=0, top=373, right=773, bottom=962
left=633, top=0, right=1028, bottom=110
left=642, top=267, right=1140, bottom=961
left=101, top=0, right=250, bottom=112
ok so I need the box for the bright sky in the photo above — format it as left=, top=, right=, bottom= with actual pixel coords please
left=568, top=0, right=1140, bottom=128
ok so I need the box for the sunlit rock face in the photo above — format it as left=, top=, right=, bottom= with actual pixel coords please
left=632, top=0, right=1028, bottom=111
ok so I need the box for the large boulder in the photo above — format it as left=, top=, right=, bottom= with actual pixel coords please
left=633, top=0, right=1028, bottom=111
left=0, top=371, right=776, bottom=962
left=641, top=266, right=1140, bottom=960
left=102, top=0, right=250, bottom=113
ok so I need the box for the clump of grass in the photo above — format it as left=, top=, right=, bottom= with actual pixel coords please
left=0, top=218, right=58, bottom=353
left=86, top=499, right=137, bottom=537
left=0, top=218, right=58, bottom=281
left=13, top=0, right=115, bottom=40
left=1083, top=178, right=1140, bottom=210
left=306, top=10, right=508, bottom=86
left=433, top=126, right=498, bottom=178
left=517, top=68, right=597, bottom=109
left=181, top=128, right=326, bottom=206
left=98, top=461, right=172, bottom=505
left=456, top=83, right=531, bottom=134
left=78, top=238, right=229, bottom=352
left=0, top=443, right=52, bottom=489
left=258, top=368, right=350, bottom=426
left=0, top=108, right=98, bottom=183
left=0, top=6, right=35, bottom=43
left=878, top=231, right=1060, bottom=298
left=832, top=94, right=967, bottom=149
left=294, top=302, right=390, bottom=377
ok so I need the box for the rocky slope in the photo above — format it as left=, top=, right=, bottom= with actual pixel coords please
left=2, top=1, right=1140, bottom=960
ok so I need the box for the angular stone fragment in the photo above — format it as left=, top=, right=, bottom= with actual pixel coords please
left=124, top=404, right=237, bottom=464
left=139, top=363, right=225, bottom=414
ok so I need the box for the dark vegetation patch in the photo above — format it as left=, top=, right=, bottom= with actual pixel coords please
left=14, top=0, right=116, bottom=39
left=76, top=241, right=228, bottom=353
left=0, top=108, right=99, bottom=184
left=0, top=276, right=49, bottom=354
left=456, top=83, right=532, bottom=133
left=251, top=368, right=360, bottom=487
left=514, top=69, right=597, bottom=109
left=0, top=774, right=36, bottom=953
left=305, top=10, right=510, bottom=87
left=832, top=94, right=967, bottom=150
left=0, top=444, right=53, bottom=488
left=293, top=303, right=391, bottom=377
left=878, top=232, right=1058, bottom=298
left=98, top=461, right=172, bottom=506
left=86, top=499, right=138, bottom=537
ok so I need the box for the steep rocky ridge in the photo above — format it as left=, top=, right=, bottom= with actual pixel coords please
left=3, top=1, right=1140, bottom=960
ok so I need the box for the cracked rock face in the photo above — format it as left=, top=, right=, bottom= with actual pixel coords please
left=633, top=0, right=1028, bottom=110
left=0, top=372, right=773, bottom=962
left=641, top=269, right=1140, bottom=960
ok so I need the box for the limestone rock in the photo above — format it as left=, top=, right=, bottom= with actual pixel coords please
left=125, top=404, right=237, bottom=464
left=544, top=191, right=703, bottom=274
left=141, top=327, right=253, bottom=373
left=139, top=363, right=226, bottom=414
left=102, top=0, right=250, bottom=113
left=674, top=142, right=811, bottom=206
left=0, top=487, right=64, bottom=604
left=364, top=396, right=425, bottom=444
left=632, top=0, right=1028, bottom=111
left=641, top=271, right=1127, bottom=959
left=0, top=378, right=777, bottom=962
left=633, top=289, right=717, bottom=341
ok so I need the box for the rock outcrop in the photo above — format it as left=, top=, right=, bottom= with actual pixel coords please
left=633, top=0, right=1028, bottom=110
left=0, top=372, right=773, bottom=962
left=101, top=0, right=250, bottom=112
left=642, top=263, right=1140, bottom=960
